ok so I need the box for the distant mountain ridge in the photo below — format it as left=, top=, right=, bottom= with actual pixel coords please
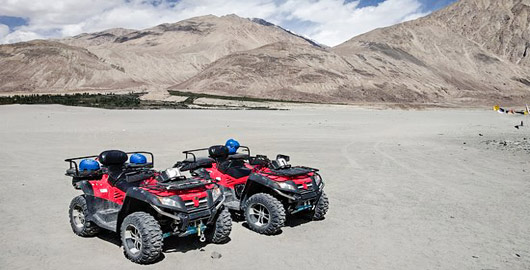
left=249, top=18, right=326, bottom=49
left=0, top=14, right=315, bottom=94
left=177, top=0, right=530, bottom=105
left=0, top=0, right=529, bottom=106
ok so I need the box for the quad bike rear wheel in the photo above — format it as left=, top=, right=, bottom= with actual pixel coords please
left=69, top=195, right=100, bottom=237
left=310, top=191, right=329, bottom=220
left=205, top=207, right=232, bottom=243
left=120, top=212, right=163, bottom=264
left=244, top=193, right=286, bottom=235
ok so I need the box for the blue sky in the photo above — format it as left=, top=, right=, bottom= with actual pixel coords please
left=355, top=0, right=456, bottom=10
left=0, top=16, right=27, bottom=28
left=0, top=0, right=458, bottom=45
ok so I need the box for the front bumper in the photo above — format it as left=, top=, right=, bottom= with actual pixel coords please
left=151, top=195, right=225, bottom=232
left=276, top=180, right=324, bottom=200
left=277, top=182, right=325, bottom=214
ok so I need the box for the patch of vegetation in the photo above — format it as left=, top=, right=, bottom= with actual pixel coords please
left=168, top=90, right=311, bottom=104
left=0, top=92, right=189, bottom=109
left=0, top=93, right=145, bottom=108
left=0, top=92, right=281, bottom=110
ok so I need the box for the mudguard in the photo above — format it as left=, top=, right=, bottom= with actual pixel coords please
left=241, top=173, right=279, bottom=204
left=78, top=180, right=94, bottom=196
left=116, top=187, right=191, bottom=227
left=126, top=187, right=165, bottom=206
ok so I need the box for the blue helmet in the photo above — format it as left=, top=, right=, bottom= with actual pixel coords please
left=79, top=159, right=100, bottom=171
left=225, top=139, right=240, bottom=154
left=130, top=153, right=147, bottom=164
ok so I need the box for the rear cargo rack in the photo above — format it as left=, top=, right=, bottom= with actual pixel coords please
left=65, top=151, right=154, bottom=176
left=141, top=178, right=210, bottom=191
left=182, top=146, right=250, bottom=162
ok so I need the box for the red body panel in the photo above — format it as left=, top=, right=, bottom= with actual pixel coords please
left=140, top=178, right=210, bottom=206
left=89, top=175, right=126, bottom=205
left=259, top=167, right=315, bottom=190
left=89, top=173, right=211, bottom=206
left=205, top=163, right=249, bottom=188
left=205, top=163, right=314, bottom=191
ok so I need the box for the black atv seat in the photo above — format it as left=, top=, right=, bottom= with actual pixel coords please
left=218, top=159, right=252, bottom=179
left=98, top=150, right=128, bottom=166
left=180, top=157, right=215, bottom=171
left=98, top=150, right=128, bottom=186
left=209, top=145, right=229, bottom=161
left=103, top=168, right=155, bottom=191
left=114, top=170, right=154, bottom=191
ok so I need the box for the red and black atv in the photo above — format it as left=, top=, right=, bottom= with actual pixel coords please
left=177, top=145, right=329, bottom=235
left=65, top=150, right=231, bottom=264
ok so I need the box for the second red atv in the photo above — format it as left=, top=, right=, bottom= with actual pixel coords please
left=65, top=150, right=231, bottom=264
left=177, top=144, right=328, bottom=235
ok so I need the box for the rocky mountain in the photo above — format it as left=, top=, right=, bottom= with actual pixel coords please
left=174, top=41, right=357, bottom=103
left=1, top=0, right=529, bottom=106
left=0, top=40, right=140, bottom=93
left=60, top=14, right=312, bottom=87
left=176, top=0, right=530, bottom=105
left=429, top=0, right=530, bottom=67
left=0, top=14, right=314, bottom=93
left=331, top=6, right=530, bottom=104
left=332, top=0, right=530, bottom=104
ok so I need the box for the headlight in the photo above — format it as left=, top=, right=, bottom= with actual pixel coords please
left=211, top=186, right=222, bottom=201
left=158, top=196, right=179, bottom=208
left=277, top=182, right=296, bottom=191
left=314, top=174, right=322, bottom=187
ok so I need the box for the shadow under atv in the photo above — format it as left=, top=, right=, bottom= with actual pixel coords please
left=95, top=229, right=230, bottom=256
left=233, top=211, right=318, bottom=235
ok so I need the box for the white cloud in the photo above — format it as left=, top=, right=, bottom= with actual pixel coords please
left=1, top=29, right=43, bottom=44
left=0, top=24, right=9, bottom=39
left=0, top=0, right=430, bottom=46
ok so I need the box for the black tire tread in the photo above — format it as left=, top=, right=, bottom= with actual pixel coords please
left=206, top=207, right=232, bottom=244
left=120, top=212, right=163, bottom=264
left=244, top=193, right=286, bottom=235
left=312, top=191, right=329, bottom=220
left=68, top=195, right=100, bottom=237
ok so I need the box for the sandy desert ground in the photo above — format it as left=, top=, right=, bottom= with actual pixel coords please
left=0, top=104, right=528, bottom=270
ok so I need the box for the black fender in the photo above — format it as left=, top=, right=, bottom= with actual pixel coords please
left=241, top=173, right=279, bottom=205
left=125, top=187, right=163, bottom=206
left=116, top=187, right=188, bottom=230
left=117, top=196, right=155, bottom=232
left=78, top=180, right=94, bottom=196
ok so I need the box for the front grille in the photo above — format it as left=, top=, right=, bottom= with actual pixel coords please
left=296, top=182, right=314, bottom=193
left=184, top=198, right=208, bottom=212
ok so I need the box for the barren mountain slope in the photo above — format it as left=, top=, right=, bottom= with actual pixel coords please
left=429, top=0, right=530, bottom=67
left=175, top=42, right=361, bottom=102
left=0, top=40, right=140, bottom=93
left=333, top=16, right=530, bottom=104
left=61, top=15, right=314, bottom=86
left=177, top=0, right=530, bottom=105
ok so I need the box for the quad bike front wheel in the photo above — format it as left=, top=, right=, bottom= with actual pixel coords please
left=68, top=195, right=100, bottom=237
left=120, top=212, right=163, bottom=264
left=310, top=191, right=329, bottom=220
left=205, top=207, right=232, bottom=243
left=244, top=193, right=286, bottom=235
